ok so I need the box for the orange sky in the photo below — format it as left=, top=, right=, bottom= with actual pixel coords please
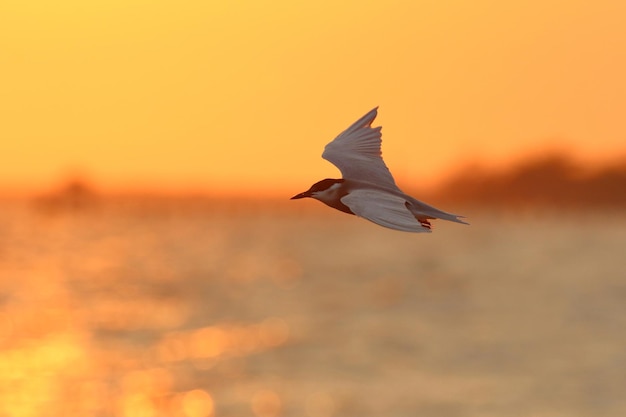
left=2, top=0, right=625, bottom=196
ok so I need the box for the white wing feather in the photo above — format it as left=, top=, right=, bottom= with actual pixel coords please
left=322, top=107, right=399, bottom=189
left=341, top=190, right=431, bottom=233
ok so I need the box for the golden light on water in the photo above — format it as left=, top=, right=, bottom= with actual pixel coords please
left=189, top=326, right=229, bottom=359
left=120, top=368, right=173, bottom=399
left=0, top=307, right=288, bottom=416
left=181, top=390, right=214, bottom=417
left=0, top=194, right=625, bottom=416
left=155, top=331, right=188, bottom=363
left=120, top=393, right=156, bottom=417
left=251, top=390, right=282, bottom=417
left=259, top=318, right=290, bottom=348
left=305, top=392, right=335, bottom=417
left=0, top=333, right=91, bottom=417
left=157, top=319, right=290, bottom=365
left=0, top=213, right=294, bottom=416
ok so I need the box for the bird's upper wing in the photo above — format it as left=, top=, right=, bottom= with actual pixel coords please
left=341, top=189, right=431, bottom=233
left=322, top=107, right=399, bottom=189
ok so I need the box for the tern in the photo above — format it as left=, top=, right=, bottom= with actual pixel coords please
left=291, top=107, right=468, bottom=233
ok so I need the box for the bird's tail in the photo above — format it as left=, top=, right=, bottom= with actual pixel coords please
left=405, top=199, right=469, bottom=225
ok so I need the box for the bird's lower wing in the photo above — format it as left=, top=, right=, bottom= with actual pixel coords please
left=341, top=190, right=431, bottom=233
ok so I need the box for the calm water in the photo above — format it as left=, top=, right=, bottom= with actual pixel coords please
left=0, top=199, right=625, bottom=417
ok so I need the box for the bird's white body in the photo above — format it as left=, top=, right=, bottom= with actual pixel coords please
left=291, top=107, right=467, bottom=233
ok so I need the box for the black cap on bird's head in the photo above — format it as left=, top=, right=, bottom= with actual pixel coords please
left=290, top=178, right=343, bottom=199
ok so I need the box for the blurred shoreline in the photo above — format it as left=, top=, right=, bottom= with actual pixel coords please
left=433, top=151, right=626, bottom=210
left=1, top=151, right=625, bottom=214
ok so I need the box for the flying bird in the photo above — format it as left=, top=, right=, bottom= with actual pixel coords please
left=291, top=107, right=468, bottom=232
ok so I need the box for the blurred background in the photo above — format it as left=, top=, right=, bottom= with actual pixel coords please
left=1, top=1, right=625, bottom=416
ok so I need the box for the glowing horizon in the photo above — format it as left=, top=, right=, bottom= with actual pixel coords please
left=2, top=1, right=626, bottom=196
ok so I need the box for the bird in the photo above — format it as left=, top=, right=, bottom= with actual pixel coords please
left=291, top=107, right=468, bottom=233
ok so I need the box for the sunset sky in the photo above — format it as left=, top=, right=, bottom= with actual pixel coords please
left=2, top=0, right=625, bottom=196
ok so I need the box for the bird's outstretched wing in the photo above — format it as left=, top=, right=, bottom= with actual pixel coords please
left=341, top=189, right=431, bottom=233
left=322, top=107, right=399, bottom=189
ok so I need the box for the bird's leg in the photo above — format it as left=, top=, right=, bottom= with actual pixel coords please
left=418, top=219, right=432, bottom=229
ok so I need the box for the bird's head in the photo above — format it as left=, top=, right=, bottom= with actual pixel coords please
left=290, top=178, right=344, bottom=201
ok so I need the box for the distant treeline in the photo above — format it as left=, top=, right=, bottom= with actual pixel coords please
left=433, top=153, right=626, bottom=208
left=27, top=152, right=626, bottom=211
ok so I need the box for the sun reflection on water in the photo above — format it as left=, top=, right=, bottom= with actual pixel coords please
left=0, top=201, right=295, bottom=417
